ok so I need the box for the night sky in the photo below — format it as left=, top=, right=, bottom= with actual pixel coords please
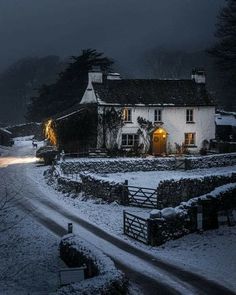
left=0, top=0, right=225, bottom=71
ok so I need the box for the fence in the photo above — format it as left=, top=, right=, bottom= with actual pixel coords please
left=123, top=211, right=150, bottom=244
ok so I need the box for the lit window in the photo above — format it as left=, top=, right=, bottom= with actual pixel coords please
left=121, top=134, right=139, bottom=147
left=123, top=108, right=132, bottom=122
left=154, top=109, right=162, bottom=122
left=185, top=133, right=196, bottom=146
left=186, top=109, right=194, bottom=123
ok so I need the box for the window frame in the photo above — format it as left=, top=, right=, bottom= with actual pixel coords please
left=123, top=108, right=132, bottom=123
left=186, top=109, right=194, bottom=123
left=154, top=109, right=162, bottom=123
left=121, top=134, right=139, bottom=147
left=184, top=132, right=196, bottom=146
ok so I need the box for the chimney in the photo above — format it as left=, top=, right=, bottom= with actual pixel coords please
left=88, top=66, right=103, bottom=85
left=106, top=72, right=121, bottom=80
left=191, top=68, right=206, bottom=84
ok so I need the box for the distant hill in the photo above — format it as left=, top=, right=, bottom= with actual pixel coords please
left=0, top=56, right=65, bottom=124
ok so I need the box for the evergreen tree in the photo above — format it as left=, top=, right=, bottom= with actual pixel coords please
left=26, top=49, right=113, bottom=121
left=209, top=0, right=236, bottom=79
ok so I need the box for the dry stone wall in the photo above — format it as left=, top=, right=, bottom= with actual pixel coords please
left=157, top=173, right=236, bottom=208
left=186, top=153, right=236, bottom=169
left=144, top=185, right=236, bottom=246
left=79, top=173, right=124, bottom=203
left=60, top=158, right=175, bottom=174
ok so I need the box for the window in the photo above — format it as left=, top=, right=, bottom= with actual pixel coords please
left=154, top=109, right=162, bottom=122
left=184, top=133, right=196, bottom=146
left=123, top=108, right=132, bottom=122
left=186, top=109, right=194, bottom=123
left=121, top=134, right=139, bottom=147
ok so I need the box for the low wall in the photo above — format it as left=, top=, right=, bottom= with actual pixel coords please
left=157, top=173, right=236, bottom=208
left=60, top=153, right=236, bottom=175
left=57, top=177, right=82, bottom=194
left=134, top=184, right=236, bottom=246
left=186, top=152, right=236, bottom=169
left=58, top=235, right=128, bottom=295
left=60, top=157, right=175, bottom=174
left=80, top=173, right=124, bottom=203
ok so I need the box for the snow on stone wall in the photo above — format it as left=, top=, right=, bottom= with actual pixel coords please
left=80, top=173, right=124, bottom=203
left=186, top=152, right=236, bottom=169
left=60, top=157, right=175, bottom=174
left=57, top=235, right=127, bottom=295
left=146, top=183, right=236, bottom=246
left=157, top=172, right=236, bottom=208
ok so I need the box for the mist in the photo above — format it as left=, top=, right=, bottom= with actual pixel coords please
left=0, top=0, right=224, bottom=72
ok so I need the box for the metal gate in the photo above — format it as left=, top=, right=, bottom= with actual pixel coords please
left=123, top=211, right=149, bottom=244
left=126, top=185, right=158, bottom=208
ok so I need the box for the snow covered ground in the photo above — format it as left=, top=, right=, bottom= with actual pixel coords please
left=0, top=196, right=65, bottom=295
left=1, top=138, right=236, bottom=293
left=96, top=165, right=236, bottom=188
left=24, top=145, right=236, bottom=290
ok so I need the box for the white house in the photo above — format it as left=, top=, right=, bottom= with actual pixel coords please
left=79, top=69, right=215, bottom=155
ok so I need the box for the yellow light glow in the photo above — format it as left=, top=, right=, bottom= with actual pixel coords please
left=0, top=157, right=37, bottom=168
left=44, top=119, right=57, bottom=146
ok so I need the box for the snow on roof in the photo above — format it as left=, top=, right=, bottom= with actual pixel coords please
left=215, top=113, right=236, bottom=126
left=56, top=108, right=86, bottom=121
left=0, top=128, right=12, bottom=135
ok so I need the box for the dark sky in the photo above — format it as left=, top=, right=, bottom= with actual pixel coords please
left=0, top=0, right=225, bottom=71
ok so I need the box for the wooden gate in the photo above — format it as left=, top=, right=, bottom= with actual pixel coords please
left=123, top=211, right=150, bottom=244
left=125, top=185, right=158, bottom=208
left=175, top=158, right=186, bottom=170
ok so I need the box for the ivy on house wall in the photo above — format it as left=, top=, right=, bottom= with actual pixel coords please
left=99, top=107, right=124, bottom=149
left=137, top=116, right=155, bottom=153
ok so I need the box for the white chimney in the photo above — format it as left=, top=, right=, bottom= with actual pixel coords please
left=88, top=70, right=103, bottom=84
left=107, top=73, right=121, bottom=80
left=191, top=68, right=206, bottom=84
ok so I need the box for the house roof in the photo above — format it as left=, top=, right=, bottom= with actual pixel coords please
left=215, top=113, right=236, bottom=127
left=0, top=128, right=12, bottom=135
left=50, top=103, right=97, bottom=122
left=92, top=79, right=214, bottom=106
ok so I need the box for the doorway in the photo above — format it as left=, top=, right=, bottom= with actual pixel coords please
left=152, top=128, right=167, bottom=155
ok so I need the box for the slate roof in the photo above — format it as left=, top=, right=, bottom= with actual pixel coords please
left=92, top=79, right=214, bottom=106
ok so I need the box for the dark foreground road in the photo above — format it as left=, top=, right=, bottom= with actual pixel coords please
left=1, top=148, right=235, bottom=295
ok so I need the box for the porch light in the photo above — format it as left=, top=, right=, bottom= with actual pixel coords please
left=44, top=119, right=57, bottom=146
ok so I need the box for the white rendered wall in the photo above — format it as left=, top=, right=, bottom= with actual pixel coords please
left=103, top=106, right=216, bottom=153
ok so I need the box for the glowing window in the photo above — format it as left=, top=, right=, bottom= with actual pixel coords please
left=184, top=133, right=196, bottom=145
left=123, top=108, right=132, bottom=122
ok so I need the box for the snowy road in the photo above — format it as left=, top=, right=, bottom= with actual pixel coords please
left=0, top=143, right=235, bottom=295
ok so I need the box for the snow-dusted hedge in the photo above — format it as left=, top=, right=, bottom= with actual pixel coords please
left=57, top=235, right=128, bottom=295
left=186, top=152, right=236, bottom=169
left=60, top=157, right=175, bottom=174
left=157, top=172, right=236, bottom=208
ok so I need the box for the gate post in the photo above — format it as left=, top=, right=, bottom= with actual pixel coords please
left=147, top=218, right=156, bottom=246
left=123, top=210, right=126, bottom=234
left=121, top=180, right=129, bottom=205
